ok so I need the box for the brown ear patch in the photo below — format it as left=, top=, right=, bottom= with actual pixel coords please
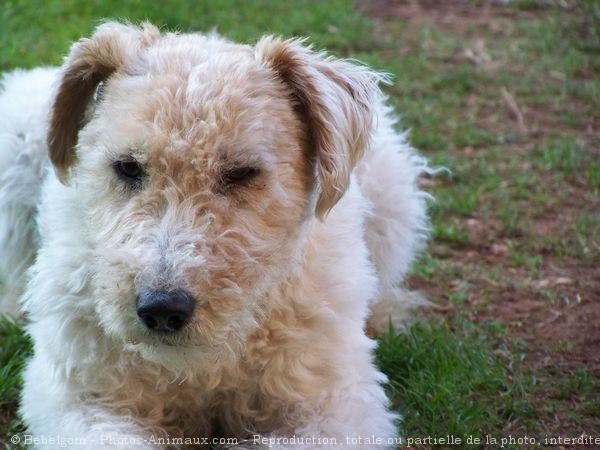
left=255, top=36, right=381, bottom=219
left=48, top=22, right=160, bottom=183
left=49, top=61, right=112, bottom=182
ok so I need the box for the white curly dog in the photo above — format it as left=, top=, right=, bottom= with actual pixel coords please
left=0, top=22, right=429, bottom=449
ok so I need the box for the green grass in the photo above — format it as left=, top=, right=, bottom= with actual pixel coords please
left=2, top=0, right=599, bottom=446
left=0, top=317, right=31, bottom=445
left=377, top=321, right=509, bottom=442
left=376, top=319, right=542, bottom=448
left=533, top=138, right=594, bottom=178
left=0, top=0, right=373, bottom=71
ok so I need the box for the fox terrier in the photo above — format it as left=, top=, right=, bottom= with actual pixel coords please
left=0, top=22, right=429, bottom=449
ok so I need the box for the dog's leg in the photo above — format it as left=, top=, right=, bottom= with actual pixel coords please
left=286, top=382, right=399, bottom=450
left=236, top=387, right=398, bottom=450
left=236, top=321, right=399, bottom=449
left=355, top=101, right=430, bottom=334
left=20, top=352, right=162, bottom=450
left=244, top=396, right=398, bottom=450
left=252, top=387, right=398, bottom=449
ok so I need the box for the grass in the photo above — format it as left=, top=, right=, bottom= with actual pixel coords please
left=377, top=322, right=507, bottom=440
left=1, top=0, right=599, bottom=448
left=0, top=0, right=373, bottom=70
left=0, top=317, right=31, bottom=445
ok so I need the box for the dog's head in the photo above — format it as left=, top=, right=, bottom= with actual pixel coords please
left=48, top=22, right=381, bottom=368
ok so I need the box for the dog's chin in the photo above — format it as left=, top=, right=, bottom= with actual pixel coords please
left=122, top=334, right=238, bottom=373
left=123, top=340, right=200, bottom=372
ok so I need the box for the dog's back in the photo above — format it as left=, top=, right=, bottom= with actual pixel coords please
left=0, top=67, right=57, bottom=316
left=357, top=97, right=430, bottom=334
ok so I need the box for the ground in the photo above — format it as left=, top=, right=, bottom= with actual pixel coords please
left=0, top=1, right=598, bottom=449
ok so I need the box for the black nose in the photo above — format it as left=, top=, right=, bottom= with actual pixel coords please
left=136, top=289, right=195, bottom=332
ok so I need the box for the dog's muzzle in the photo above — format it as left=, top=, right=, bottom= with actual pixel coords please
left=136, top=289, right=195, bottom=333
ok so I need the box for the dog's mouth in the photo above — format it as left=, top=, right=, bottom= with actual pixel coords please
left=127, top=318, right=211, bottom=349
left=123, top=331, right=237, bottom=370
left=126, top=312, right=202, bottom=346
left=120, top=315, right=242, bottom=366
left=127, top=337, right=177, bottom=347
left=128, top=332, right=194, bottom=348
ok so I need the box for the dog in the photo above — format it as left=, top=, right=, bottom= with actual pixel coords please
left=0, top=22, right=429, bottom=449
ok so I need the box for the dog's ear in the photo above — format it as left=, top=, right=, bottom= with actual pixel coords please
left=255, top=36, right=384, bottom=219
left=48, top=22, right=160, bottom=183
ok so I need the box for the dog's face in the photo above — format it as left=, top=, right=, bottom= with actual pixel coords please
left=48, top=22, right=380, bottom=369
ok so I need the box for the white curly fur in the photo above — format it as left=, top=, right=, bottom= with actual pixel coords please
left=0, top=22, right=429, bottom=450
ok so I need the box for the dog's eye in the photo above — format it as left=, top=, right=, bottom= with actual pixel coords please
left=113, top=160, right=145, bottom=187
left=221, top=167, right=261, bottom=186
